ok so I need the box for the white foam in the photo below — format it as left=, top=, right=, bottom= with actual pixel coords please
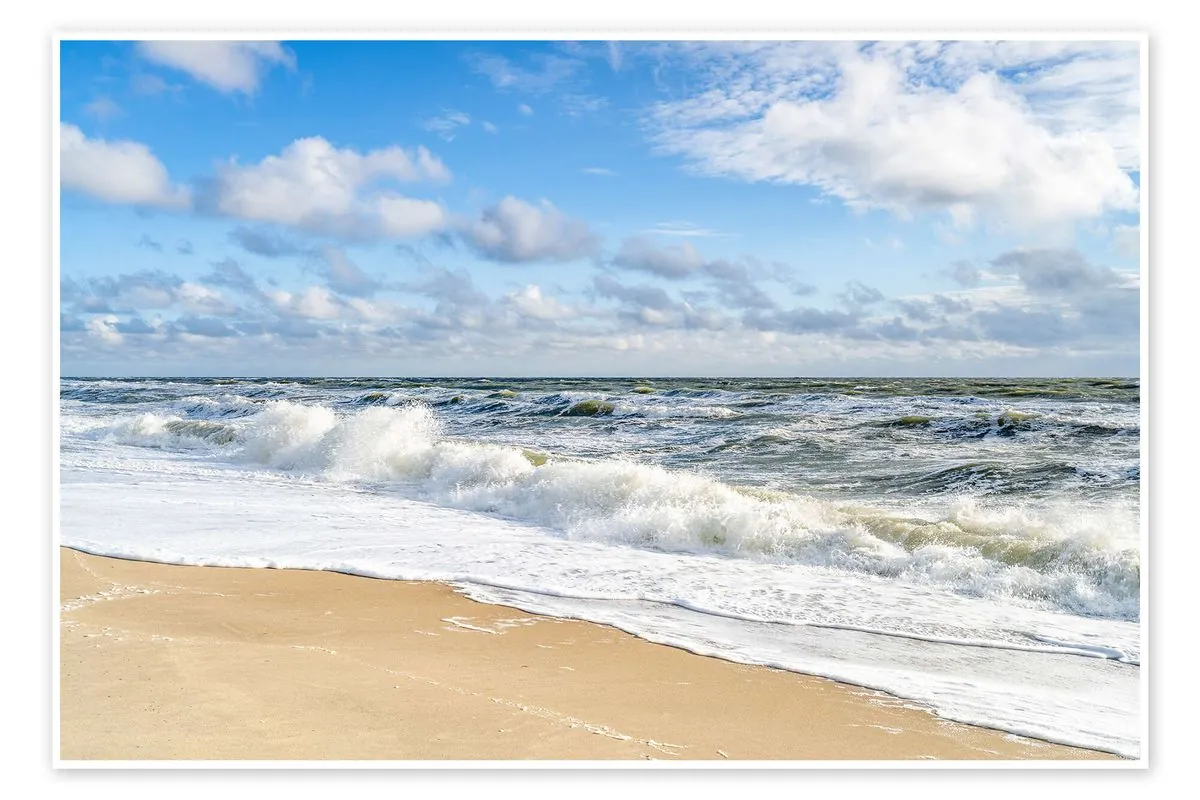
left=60, top=447, right=1140, bottom=757
left=81, top=401, right=1138, bottom=619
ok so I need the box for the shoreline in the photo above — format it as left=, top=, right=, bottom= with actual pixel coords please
left=59, top=547, right=1119, bottom=762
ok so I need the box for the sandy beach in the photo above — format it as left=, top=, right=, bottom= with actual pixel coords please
left=58, top=547, right=1115, bottom=762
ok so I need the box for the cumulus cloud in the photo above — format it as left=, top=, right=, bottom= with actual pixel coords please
left=459, top=197, right=599, bottom=263
left=206, top=137, right=449, bottom=239
left=65, top=270, right=240, bottom=318
left=612, top=236, right=705, bottom=278
left=650, top=44, right=1139, bottom=229
left=60, top=123, right=191, bottom=209
left=269, top=286, right=343, bottom=320
left=136, top=41, right=295, bottom=95
left=504, top=285, right=576, bottom=321
left=990, top=248, right=1121, bottom=294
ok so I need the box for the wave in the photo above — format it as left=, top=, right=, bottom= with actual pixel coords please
left=90, top=400, right=1139, bottom=619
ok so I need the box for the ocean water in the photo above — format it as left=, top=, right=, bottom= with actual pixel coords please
left=58, top=377, right=1142, bottom=757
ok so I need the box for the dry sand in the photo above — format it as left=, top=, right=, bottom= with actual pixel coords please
left=59, top=547, right=1116, bottom=762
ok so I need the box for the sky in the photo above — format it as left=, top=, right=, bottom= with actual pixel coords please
left=57, top=39, right=1142, bottom=377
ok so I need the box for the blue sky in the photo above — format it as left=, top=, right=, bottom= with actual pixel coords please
left=58, top=39, right=1141, bottom=376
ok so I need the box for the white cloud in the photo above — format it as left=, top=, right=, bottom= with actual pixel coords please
left=60, top=123, right=191, bottom=209
left=606, top=42, right=623, bottom=72
left=270, top=286, right=343, bottom=320
left=482, top=121, right=499, bottom=134
left=86, top=315, right=123, bottom=344
left=176, top=282, right=238, bottom=316
left=518, top=103, right=534, bottom=116
left=423, top=109, right=471, bottom=141
left=651, top=44, right=1139, bottom=230
left=580, top=166, right=617, bottom=176
left=210, top=136, right=449, bottom=239
left=470, top=53, right=581, bottom=94
left=136, top=41, right=295, bottom=95
left=83, top=97, right=121, bottom=122
left=459, top=196, right=598, bottom=263
left=505, top=285, right=576, bottom=321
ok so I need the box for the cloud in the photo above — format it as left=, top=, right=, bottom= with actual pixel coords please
left=641, top=220, right=725, bottom=238
left=202, top=258, right=264, bottom=300
left=592, top=273, right=674, bottom=310
left=482, top=121, right=499, bottom=134
left=83, top=96, right=121, bottom=122
left=312, top=246, right=383, bottom=297
left=173, top=315, right=240, bottom=338
left=990, top=248, right=1121, bottom=294
left=605, top=237, right=787, bottom=311
left=504, top=285, right=576, bottom=321
left=228, top=226, right=306, bottom=258
left=136, top=41, right=295, bottom=95
left=946, top=260, right=982, bottom=287
left=398, top=267, right=490, bottom=311
left=612, top=236, right=705, bottom=278
left=1112, top=223, right=1140, bottom=258
left=269, top=286, right=343, bottom=320
left=176, top=240, right=194, bottom=255
left=63, top=270, right=239, bottom=318
left=559, top=94, right=609, bottom=118
left=580, top=166, right=617, bottom=177
left=650, top=44, right=1139, bottom=229
left=469, top=53, right=582, bottom=94
left=840, top=280, right=885, bottom=307
left=459, top=196, right=599, bottom=263
left=606, top=42, right=623, bottom=72
left=60, top=123, right=191, bottom=209
left=206, top=136, right=449, bottom=239
left=518, top=104, right=534, bottom=116
left=423, top=109, right=471, bottom=141
left=86, top=315, right=124, bottom=344
left=136, top=234, right=163, bottom=252
left=130, top=73, right=181, bottom=97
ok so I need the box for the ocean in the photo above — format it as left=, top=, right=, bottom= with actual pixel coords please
left=58, top=376, right=1142, bottom=758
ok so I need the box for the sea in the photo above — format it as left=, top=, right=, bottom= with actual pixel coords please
left=58, top=376, right=1142, bottom=758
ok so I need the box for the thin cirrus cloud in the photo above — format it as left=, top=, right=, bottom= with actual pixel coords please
left=423, top=109, right=472, bottom=141
left=135, top=41, right=296, bottom=95
left=60, top=123, right=191, bottom=209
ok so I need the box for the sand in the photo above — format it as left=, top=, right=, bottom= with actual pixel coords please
left=58, top=547, right=1116, bottom=762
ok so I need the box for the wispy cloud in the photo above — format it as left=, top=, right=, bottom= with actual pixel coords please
left=422, top=109, right=471, bottom=141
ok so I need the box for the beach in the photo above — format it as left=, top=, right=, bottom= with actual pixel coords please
left=60, top=547, right=1114, bottom=761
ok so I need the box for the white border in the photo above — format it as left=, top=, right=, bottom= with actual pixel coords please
left=49, top=29, right=1149, bottom=775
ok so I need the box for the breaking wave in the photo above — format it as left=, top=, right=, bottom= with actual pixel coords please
left=92, top=400, right=1139, bottom=619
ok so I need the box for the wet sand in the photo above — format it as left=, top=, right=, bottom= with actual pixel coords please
left=59, top=548, right=1116, bottom=761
